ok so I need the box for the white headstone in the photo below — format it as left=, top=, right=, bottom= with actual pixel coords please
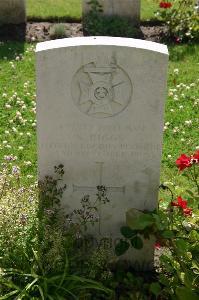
left=36, top=37, right=168, bottom=269
left=0, top=0, right=26, bottom=24
left=83, top=0, right=140, bottom=24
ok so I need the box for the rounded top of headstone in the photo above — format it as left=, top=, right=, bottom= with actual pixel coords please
left=36, top=36, right=169, bottom=56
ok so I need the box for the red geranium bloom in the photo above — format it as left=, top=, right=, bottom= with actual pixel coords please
left=159, top=2, right=172, bottom=9
left=177, top=196, right=187, bottom=209
left=155, top=242, right=161, bottom=249
left=183, top=208, right=192, bottom=216
left=176, top=154, right=191, bottom=171
left=171, top=196, right=187, bottom=209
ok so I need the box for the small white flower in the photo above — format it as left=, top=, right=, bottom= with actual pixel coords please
left=185, top=120, right=192, bottom=126
left=5, top=104, right=11, bottom=109
left=27, top=175, right=33, bottom=179
left=18, top=146, right=24, bottom=150
left=181, top=138, right=185, bottom=142
left=26, top=132, right=31, bottom=137
left=24, top=161, right=32, bottom=166
left=168, top=155, right=172, bottom=159
left=16, top=111, right=21, bottom=117
left=179, top=105, right=184, bottom=109
left=174, top=68, right=179, bottom=75
left=174, top=95, right=178, bottom=101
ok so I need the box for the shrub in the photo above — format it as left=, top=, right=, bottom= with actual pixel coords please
left=115, top=150, right=199, bottom=299
left=49, top=23, right=69, bottom=39
left=0, top=164, right=111, bottom=299
left=83, top=0, right=141, bottom=38
left=156, top=0, right=199, bottom=42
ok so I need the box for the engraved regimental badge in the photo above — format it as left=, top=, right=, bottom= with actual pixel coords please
left=71, top=60, right=132, bottom=118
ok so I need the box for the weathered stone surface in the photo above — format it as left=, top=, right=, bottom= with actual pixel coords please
left=0, top=0, right=26, bottom=24
left=36, top=37, right=168, bottom=269
left=83, top=0, right=140, bottom=24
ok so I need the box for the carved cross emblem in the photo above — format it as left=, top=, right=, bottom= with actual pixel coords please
left=73, top=162, right=125, bottom=194
left=71, top=60, right=132, bottom=118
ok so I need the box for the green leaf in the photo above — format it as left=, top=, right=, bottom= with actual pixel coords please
left=120, top=226, right=137, bottom=239
left=184, top=271, right=194, bottom=288
left=115, top=240, right=130, bottom=256
left=175, top=239, right=189, bottom=252
left=130, top=236, right=143, bottom=249
left=176, top=287, right=198, bottom=300
left=161, top=230, right=175, bottom=239
left=186, top=190, right=194, bottom=197
left=150, top=282, right=162, bottom=297
left=0, top=290, right=19, bottom=299
left=126, top=209, right=155, bottom=230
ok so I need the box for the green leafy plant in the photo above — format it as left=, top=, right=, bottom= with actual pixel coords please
left=49, top=23, right=69, bottom=39
left=155, top=0, right=199, bottom=42
left=83, top=0, right=141, bottom=37
left=115, top=150, right=199, bottom=299
left=0, top=164, right=111, bottom=299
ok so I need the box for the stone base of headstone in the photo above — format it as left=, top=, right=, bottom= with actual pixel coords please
left=0, top=0, right=26, bottom=25
left=83, top=0, right=140, bottom=25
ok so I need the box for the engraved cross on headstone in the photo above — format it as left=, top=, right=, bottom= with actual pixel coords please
left=73, top=162, right=125, bottom=194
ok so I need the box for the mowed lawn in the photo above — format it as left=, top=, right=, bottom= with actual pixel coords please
left=27, top=0, right=158, bottom=21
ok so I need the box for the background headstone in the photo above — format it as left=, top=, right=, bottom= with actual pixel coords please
left=83, top=0, right=140, bottom=25
left=0, top=0, right=26, bottom=24
left=36, top=37, right=168, bottom=269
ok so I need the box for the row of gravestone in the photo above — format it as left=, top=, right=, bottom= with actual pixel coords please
left=0, top=0, right=140, bottom=24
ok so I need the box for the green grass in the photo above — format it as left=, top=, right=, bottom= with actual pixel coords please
left=27, top=0, right=159, bottom=21
left=0, top=42, right=198, bottom=191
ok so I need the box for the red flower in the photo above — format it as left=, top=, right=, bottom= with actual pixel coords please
left=183, top=208, right=192, bottom=216
left=171, top=196, right=192, bottom=217
left=175, top=37, right=181, bottom=44
left=159, top=2, right=172, bottom=9
left=171, top=196, right=187, bottom=209
left=177, top=196, right=187, bottom=209
left=176, top=154, right=191, bottom=171
left=155, top=242, right=161, bottom=249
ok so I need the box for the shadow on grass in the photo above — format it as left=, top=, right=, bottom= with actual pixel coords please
left=0, top=23, right=26, bottom=55
left=27, top=16, right=81, bottom=23
left=0, top=40, right=25, bottom=61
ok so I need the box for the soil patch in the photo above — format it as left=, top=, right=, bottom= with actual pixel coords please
left=0, top=22, right=168, bottom=43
